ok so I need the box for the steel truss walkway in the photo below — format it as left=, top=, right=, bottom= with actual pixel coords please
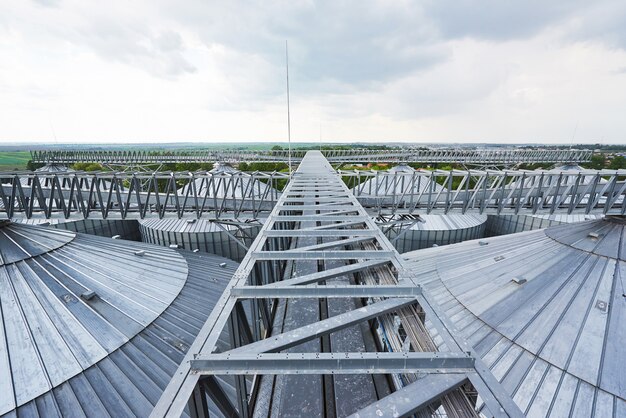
left=1, top=168, right=625, bottom=220
left=151, top=151, right=523, bottom=418
left=30, top=148, right=592, bottom=165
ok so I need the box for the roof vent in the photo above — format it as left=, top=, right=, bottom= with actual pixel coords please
left=187, top=219, right=196, bottom=224
left=511, top=277, right=527, bottom=285
left=432, top=244, right=439, bottom=247
left=134, top=250, right=145, bottom=256
left=478, top=241, right=489, bottom=246
left=112, top=235, right=121, bottom=239
left=595, top=300, right=608, bottom=312
left=219, top=262, right=227, bottom=268
left=193, top=249, right=200, bottom=253
left=588, top=232, right=600, bottom=239
left=494, top=255, right=505, bottom=262
left=62, top=294, right=76, bottom=303
left=169, top=244, right=181, bottom=249
left=81, top=290, right=97, bottom=300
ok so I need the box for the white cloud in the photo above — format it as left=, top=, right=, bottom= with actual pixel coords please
left=0, top=0, right=625, bottom=144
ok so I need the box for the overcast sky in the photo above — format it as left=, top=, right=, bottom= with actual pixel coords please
left=1, top=1, right=625, bottom=144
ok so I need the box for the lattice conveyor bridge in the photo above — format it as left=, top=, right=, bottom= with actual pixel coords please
left=1, top=166, right=625, bottom=221
left=30, top=148, right=593, bottom=165
left=148, top=151, right=524, bottom=417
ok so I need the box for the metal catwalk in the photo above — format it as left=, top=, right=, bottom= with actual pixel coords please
left=2, top=168, right=625, bottom=220
left=151, top=151, right=523, bottom=418
left=30, top=148, right=592, bottom=165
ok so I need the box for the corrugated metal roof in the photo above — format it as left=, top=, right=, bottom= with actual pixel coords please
left=358, top=166, right=485, bottom=232
left=138, top=218, right=259, bottom=233
left=34, top=165, right=76, bottom=174
left=0, top=222, right=74, bottom=265
left=179, top=164, right=276, bottom=198
left=410, top=213, right=487, bottom=231
left=0, top=224, right=235, bottom=416
left=402, top=217, right=626, bottom=416
left=355, top=164, right=445, bottom=196
left=514, top=164, right=608, bottom=188
left=3, top=247, right=237, bottom=417
left=530, top=214, right=603, bottom=223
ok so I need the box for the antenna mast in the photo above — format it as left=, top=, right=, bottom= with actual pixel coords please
left=286, top=40, right=292, bottom=174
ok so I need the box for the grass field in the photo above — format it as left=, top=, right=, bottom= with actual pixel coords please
left=0, top=151, right=31, bottom=170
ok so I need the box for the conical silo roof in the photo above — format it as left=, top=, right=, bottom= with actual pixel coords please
left=359, top=165, right=486, bottom=251
left=402, top=217, right=626, bottom=415
left=34, top=164, right=76, bottom=174
left=407, top=213, right=487, bottom=232
left=15, top=164, right=76, bottom=187
left=0, top=222, right=238, bottom=416
left=514, top=164, right=608, bottom=188
left=16, top=163, right=110, bottom=195
left=179, top=162, right=277, bottom=199
left=353, top=164, right=444, bottom=196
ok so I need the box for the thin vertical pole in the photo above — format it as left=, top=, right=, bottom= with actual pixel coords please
left=286, top=40, right=292, bottom=175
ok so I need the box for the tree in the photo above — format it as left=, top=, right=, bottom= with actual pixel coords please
left=26, top=160, right=44, bottom=171
left=609, top=155, right=626, bottom=170
left=271, top=145, right=284, bottom=151
left=585, top=154, right=606, bottom=170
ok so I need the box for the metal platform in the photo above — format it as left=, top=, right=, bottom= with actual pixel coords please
left=1, top=167, right=625, bottom=220
left=150, top=151, right=523, bottom=417
left=30, top=148, right=593, bottom=165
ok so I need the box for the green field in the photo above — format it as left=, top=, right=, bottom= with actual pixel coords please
left=0, top=151, right=31, bottom=171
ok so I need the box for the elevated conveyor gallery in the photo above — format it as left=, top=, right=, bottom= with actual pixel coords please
left=152, top=151, right=524, bottom=418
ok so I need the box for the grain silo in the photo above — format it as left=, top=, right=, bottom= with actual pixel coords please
left=139, top=163, right=274, bottom=261
left=4, top=164, right=139, bottom=239
left=486, top=164, right=606, bottom=236
left=139, top=218, right=259, bottom=261
left=355, top=164, right=487, bottom=251
left=31, top=163, right=76, bottom=187
left=382, top=213, right=487, bottom=252
left=402, top=216, right=626, bottom=415
left=12, top=218, right=141, bottom=240
left=0, top=221, right=239, bottom=417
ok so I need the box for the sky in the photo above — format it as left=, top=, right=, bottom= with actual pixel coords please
left=0, top=1, right=625, bottom=145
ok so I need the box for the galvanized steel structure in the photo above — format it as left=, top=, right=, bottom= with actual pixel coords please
left=151, top=151, right=523, bottom=417
left=30, top=148, right=593, bottom=165
left=356, top=165, right=487, bottom=252
left=139, top=218, right=260, bottom=262
left=1, top=168, right=626, bottom=221
left=138, top=164, right=271, bottom=261
left=0, top=221, right=239, bottom=417
left=402, top=217, right=626, bottom=416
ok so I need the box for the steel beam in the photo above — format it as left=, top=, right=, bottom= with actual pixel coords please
left=252, top=250, right=396, bottom=260
left=230, top=285, right=421, bottom=299
left=227, top=297, right=415, bottom=354
left=263, top=259, right=391, bottom=287
left=348, top=374, right=469, bottom=418
left=285, top=236, right=376, bottom=252
left=190, top=352, right=475, bottom=374
left=201, top=377, right=241, bottom=418
left=263, top=229, right=379, bottom=237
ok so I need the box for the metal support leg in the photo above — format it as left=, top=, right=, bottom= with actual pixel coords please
left=188, top=382, right=209, bottom=418
left=229, top=308, right=251, bottom=418
left=201, top=376, right=241, bottom=418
